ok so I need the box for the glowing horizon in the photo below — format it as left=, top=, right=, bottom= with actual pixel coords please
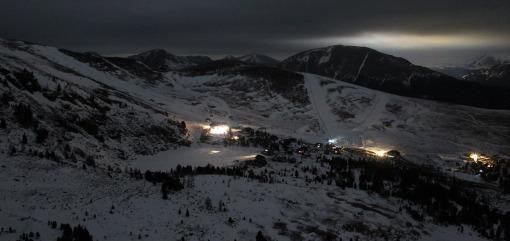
left=297, top=32, right=510, bottom=50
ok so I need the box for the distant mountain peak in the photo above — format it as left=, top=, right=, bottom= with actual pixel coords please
left=222, top=55, right=237, bottom=60
left=463, top=62, right=510, bottom=88
left=129, top=49, right=211, bottom=72
left=281, top=44, right=510, bottom=109
left=466, top=55, right=509, bottom=69
left=237, top=53, right=279, bottom=66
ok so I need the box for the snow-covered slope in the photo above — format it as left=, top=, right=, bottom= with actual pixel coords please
left=434, top=55, right=510, bottom=87
left=281, top=45, right=510, bottom=109
left=0, top=39, right=189, bottom=164
left=150, top=67, right=510, bottom=163
left=463, top=63, right=510, bottom=88
left=301, top=73, right=510, bottom=162
left=466, top=55, right=509, bottom=70
left=1, top=38, right=508, bottom=166
left=1, top=39, right=510, bottom=241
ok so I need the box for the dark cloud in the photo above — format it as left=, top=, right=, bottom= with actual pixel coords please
left=1, top=0, right=509, bottom=65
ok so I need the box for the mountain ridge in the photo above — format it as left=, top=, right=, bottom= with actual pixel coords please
left=280, top=45, right=510, bottom=109
left=129, top=49, right=213, bottom=72
left=237, top=53, right=279, bottom=66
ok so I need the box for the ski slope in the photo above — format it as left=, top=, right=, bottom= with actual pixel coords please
left=304, top=73, right=388, bottom=148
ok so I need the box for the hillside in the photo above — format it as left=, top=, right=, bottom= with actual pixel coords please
left=0, top=39, right=509, bottom=241
left=129, top=49, right=212, bottom=72
left=0, top=39, right=190, bottom=165
left=237, top=53, right=279, bottom=66
left=463, top=63, right=510, bottom=88
left=280, top=45, right=510, bottom=109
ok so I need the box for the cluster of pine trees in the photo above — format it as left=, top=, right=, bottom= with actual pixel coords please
left=16, top=231, right=40, bottom=241
left=47, top=221, right=93, bottom=241
left=321, top=156, right=510, bottom=240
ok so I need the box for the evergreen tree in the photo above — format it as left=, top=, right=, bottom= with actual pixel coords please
left=21, top=134, right=27, bottom=144
left=205, top=197, right=213, bottom=210
left=9, top=146, right=16, bottom=156
left=256, top=231, right=268, bottom=241
left=13, top=103, right=34, bottom=128
left=161, top=184, right=169, bottom=200
left=179, top=121, right=187, bottom=134
left=0, top=118, right=6, bottom=129
left=13, top=69, right=41, bottom=93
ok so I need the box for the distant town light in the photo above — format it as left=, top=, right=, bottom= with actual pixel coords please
left=374, top=150, right=387, bottom=157
left=363, top=147, right=389, bottom=157
left=209, top=125, right=230, bottom=135
left=209, top=150, right=220, bottom=154
left=328, top=138, right=337, bottom=144
left=469, top=153, right=479, bottom=162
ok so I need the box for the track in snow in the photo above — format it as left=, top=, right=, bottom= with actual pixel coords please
left=304, top=73, right=389, bottom=146
left=304, top=74, right=330, bottom=136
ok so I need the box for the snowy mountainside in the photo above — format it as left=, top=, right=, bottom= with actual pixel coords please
left=1, top=38, right=508, bottom=166
left=434, top=55, right=510, bottom=87
left=173, top=65, right=315, bottom=136
left=280, top=45, right=510, bottom=109
left=147, top=68, right=510, bottom=162
left=129, top=49, right=212, bottom=72
left=2, top=154, right=503, bottom=241
left=0, top=39, right=510, bottom=241
left=0, top=39, right=189, bottom=164
left=463, top=63, right=510, bottom=88
left=61, top=49, right=164, bottom=84
left=169, top=62, right=510, bottom=162
left=466, top=55, right=509, bottom=70
left=302, top=73, right=510, bottom=161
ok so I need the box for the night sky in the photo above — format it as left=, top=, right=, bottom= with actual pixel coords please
left=1, top=0, right=509, bottom=66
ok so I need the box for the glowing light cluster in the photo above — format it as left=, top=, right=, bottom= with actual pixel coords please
left=298, top=32, right=509, bottom=50
left=363, top=147, right=389, bottom=158
left=469, top=153, right=479, bottom=162
left=374, top=150, right=388, bottom=157
left=209, top=125, right=230, bottom=135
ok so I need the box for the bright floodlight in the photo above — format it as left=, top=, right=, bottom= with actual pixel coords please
left=328, top=138, right=337, bottom=144
left=374, top=150, right=387, bottom=157
left=209, top=125, right=229, bottom=135
left=209, top=150, right=220, bottom=154
left=469, top=153, right=479, bottom=162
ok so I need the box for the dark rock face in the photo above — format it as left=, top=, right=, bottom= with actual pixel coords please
left=281, top=45, right=510, bottom=109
